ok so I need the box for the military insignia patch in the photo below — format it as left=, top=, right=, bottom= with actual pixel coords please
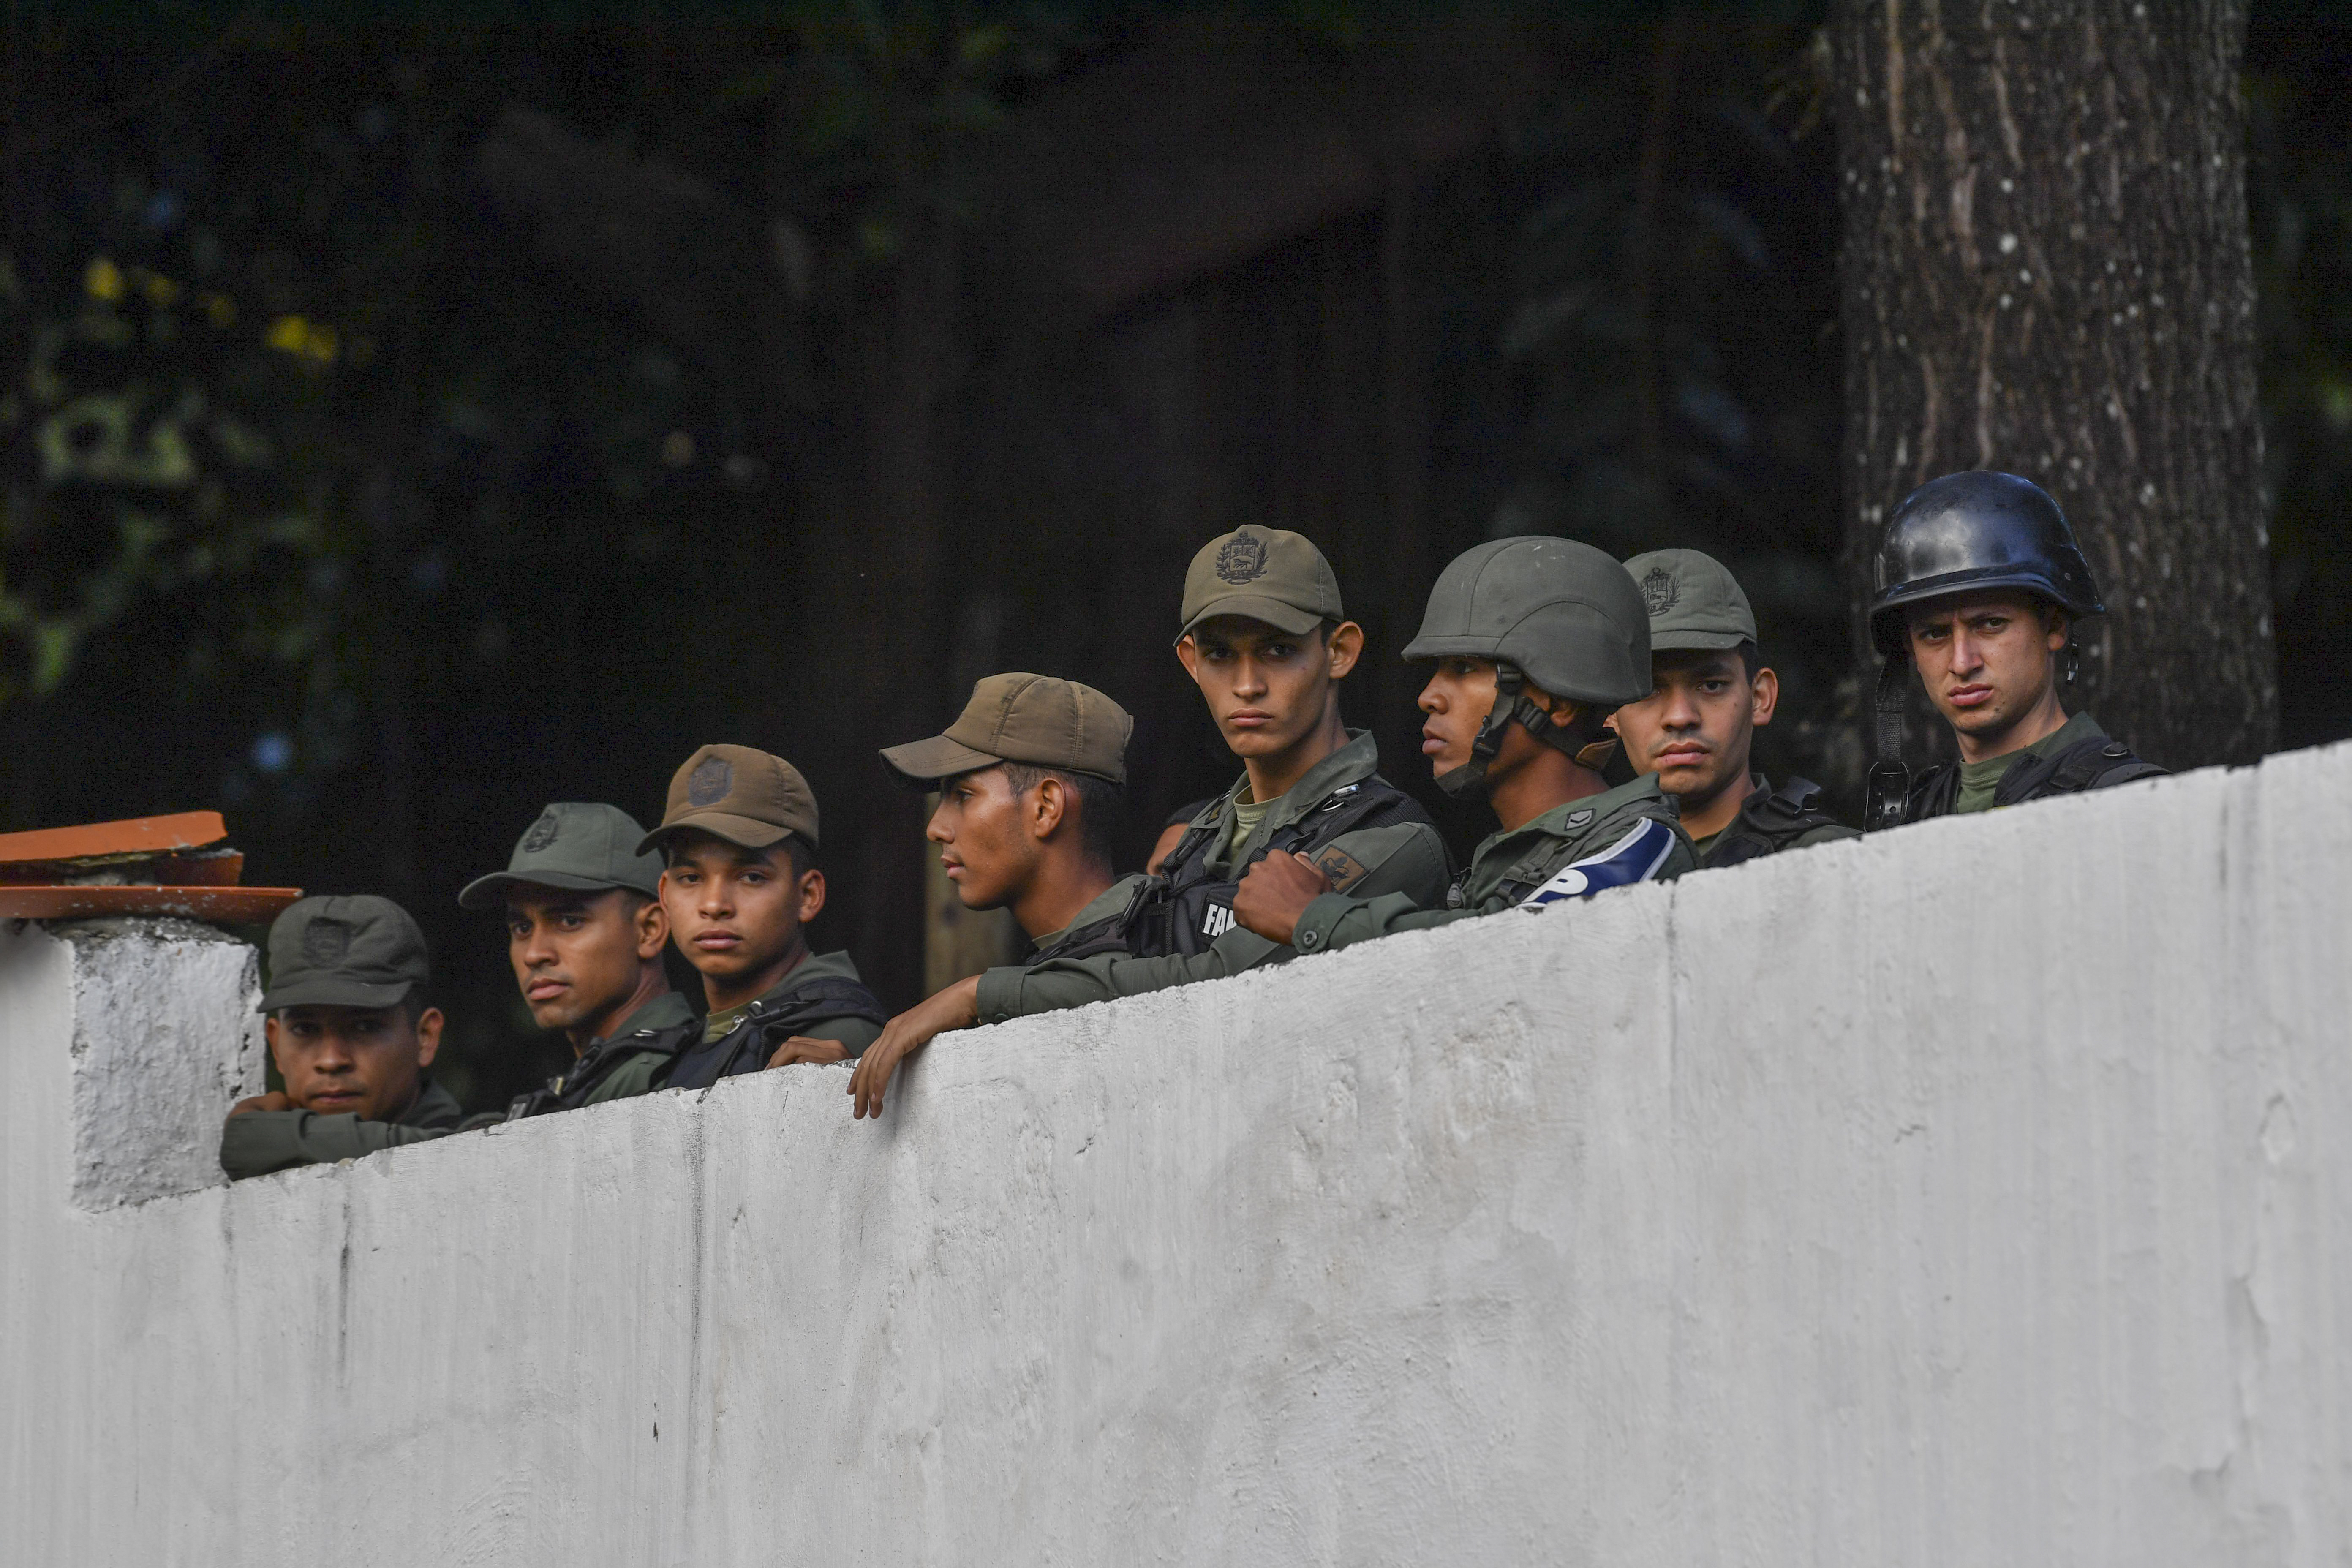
left=1641, top=566, right=1677, bottom=616
left=1215, top=530, right=1270, bottom=584
left=688, top=756, right=733, bottom=806
left=302, top=919, right=352, bottom=966
left=521, top=810, right=562, bottom=853
left=1310, top=845, right=1370, bottom=891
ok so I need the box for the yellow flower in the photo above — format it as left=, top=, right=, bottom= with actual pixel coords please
left=84, top=257, right=124, bottom=302
left=265, top=315, right=338, bottom=365
left=202, top=294, right=236, bottom=329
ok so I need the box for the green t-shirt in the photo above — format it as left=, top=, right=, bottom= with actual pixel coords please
left=703, top=999, right=755, bottom=1044
left=1222, top=794, right=1275, bottom=866
left=1953, top=710, right=2102, bottom=814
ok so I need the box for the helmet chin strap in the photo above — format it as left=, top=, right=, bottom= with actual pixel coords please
left=1435, top=662, right=1621, bottom=800
left=1864, top=654, right=1912, bottom=832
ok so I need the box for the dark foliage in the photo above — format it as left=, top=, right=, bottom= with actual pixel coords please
left=0, top=6, right=2341, bottom=1111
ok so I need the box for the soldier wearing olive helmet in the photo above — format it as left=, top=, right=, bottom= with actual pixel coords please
left=1234, top=536, right=1694, bottom=952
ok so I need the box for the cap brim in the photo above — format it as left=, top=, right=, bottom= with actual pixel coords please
left=1176, top=594, right=1326, bottom=643
left=457, top=869, right=650, bottom=911
left=635, top=812, right=794, bottom=857
left=257, top=977, right=416, bottom=1013
left=1648, top=629, right=1750, bottom=652
left=879, top=734, right=1004, bottom=787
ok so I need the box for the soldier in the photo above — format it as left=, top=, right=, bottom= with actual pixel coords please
left=642, top=745, right=888, bottom=1089
left=847, top=674, right=1131, bottom=1116
left=1233, top=536, right=1693, bottom=953
left=1611, top=548, right=1856, bottom=867
left=220, top=895, right=478, bottom=1179
left=457, top=801, right=696, bottom=1120
left=1863, top=471, right=2163, bottom=828
left=848, top=528, right=1450, bottom=1118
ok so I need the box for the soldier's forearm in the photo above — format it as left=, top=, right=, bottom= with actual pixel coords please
left=218, top=1110, right=454, bottom=1179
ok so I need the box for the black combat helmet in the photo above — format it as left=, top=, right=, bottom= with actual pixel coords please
left=1863, top=470, right=2105, bottom=831
left=1867, top=470, right=2104, bottom=656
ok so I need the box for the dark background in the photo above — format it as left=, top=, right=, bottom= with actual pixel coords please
left=3, top=3, right=2344, bottom=1110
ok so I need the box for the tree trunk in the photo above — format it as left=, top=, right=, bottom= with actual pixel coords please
left=1831, top=0, right=2275, bottom=769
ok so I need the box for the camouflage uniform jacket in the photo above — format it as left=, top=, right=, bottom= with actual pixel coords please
left=220, top=1074, right=479, bottom=1180
left=1291, top=774, right=1694, bottom=957
left=974, top=730, right=1451, bottom=1023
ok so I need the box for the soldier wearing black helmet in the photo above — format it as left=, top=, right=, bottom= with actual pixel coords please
left=1865, top=471, right=2163, bottom=829
left=1233, top=536, right=1693, bottom=953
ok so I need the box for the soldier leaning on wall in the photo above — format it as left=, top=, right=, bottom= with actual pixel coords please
left=1862, top=471, right=2164, bottom=829
left=844, top=527, right=1454, bottom=1119
left=1231, top=536, right=1695, bottom=953
left=220, top=895, right=485, bottom=1179
left=641, top=745, right=888, bottom=1089
left=457, top=802, right=698, bottom=1120
left=849, top=674, right=1132, bottom=1117
left=1609, top=548, right=1857, bottom=867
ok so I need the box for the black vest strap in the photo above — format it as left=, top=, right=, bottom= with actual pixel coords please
left=1991, top=733, right=2165, bottom=806
left=662, top=977, right=889, bottom=1093
left=1705, top=776, right=1845, bottom=868
left=1905, top=733, right=2164, bottom=822
left=506, top=1017, right=698, bottom=1122
left=1111, top=774, right=1436, bottom=959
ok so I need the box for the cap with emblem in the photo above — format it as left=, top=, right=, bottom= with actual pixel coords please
left=257, top=894, right=430, bottom=1012
left=636, top=744, right=821, bottom=856
left=1176, top=526, right=1345, bottom=643
left=881, top=672, right=1133, bottom=787
left=1620, top=547, right=1758, bottom=652
left=457, top=802, right=664, bottom=910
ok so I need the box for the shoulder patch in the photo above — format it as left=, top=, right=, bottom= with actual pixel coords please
left=1517, top=818, right=1678, bottom=909
left=1309, top=844, right=1371, bottom=892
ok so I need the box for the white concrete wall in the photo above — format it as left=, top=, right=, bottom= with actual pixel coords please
left=3, top=741, right=2348, bottom=1567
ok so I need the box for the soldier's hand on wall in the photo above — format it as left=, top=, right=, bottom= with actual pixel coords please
left=851, top=975, right=982, bottom=1120
left=1233, top=852, right=1333, bottom=945
left=227, top=1092, right=294, bottom=1117
left=768, top=1035, right=849, bottom=1069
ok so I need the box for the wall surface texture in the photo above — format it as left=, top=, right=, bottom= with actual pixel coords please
left=3, top=742, right=2348, bottom=1566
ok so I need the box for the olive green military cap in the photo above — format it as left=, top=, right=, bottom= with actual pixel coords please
left=257, top=894, right=430, bottom=1012
left=637, top=744, right=820, bottom=855
left=1403, top=536, right=1651, bottom=706
left=881, top=672, right=1133, bottom=787
left=457, top=802, right=664, bottom=910
left=1176, top=526, right=1345, bottom=642
left=1621, top=547, right=1757, bottom=652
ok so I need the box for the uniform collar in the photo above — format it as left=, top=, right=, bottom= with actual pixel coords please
left=1473, top=773, right=1673, bottom=863
left=600, top=988, right=694, bottom=1043
left=751, top=948, right=862, bottom=1004
left=1219, top=728, right=1382, bottom=851
left=400, top=1075, right=467, bottom=1130
left=1026, top=874, right=1146, bottom=956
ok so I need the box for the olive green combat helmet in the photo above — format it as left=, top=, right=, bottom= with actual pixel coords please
left=1403, top=536, right=1652, bottom=797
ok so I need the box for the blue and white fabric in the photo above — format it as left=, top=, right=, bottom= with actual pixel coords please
left=1516, top=818, right=1679, bottom=909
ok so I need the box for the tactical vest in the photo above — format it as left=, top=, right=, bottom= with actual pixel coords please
left=1458, top=811, right=1681, bottom=907
left=504, top=1016, right=699, bottom=1122
left=1905, top=732, right=2164, bottom=822
left=660, top=976, right=890, bottom=1092
left=1704, top=776, right=1846, bottom=868
left=1034, top=775, right=1437, bottom=964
